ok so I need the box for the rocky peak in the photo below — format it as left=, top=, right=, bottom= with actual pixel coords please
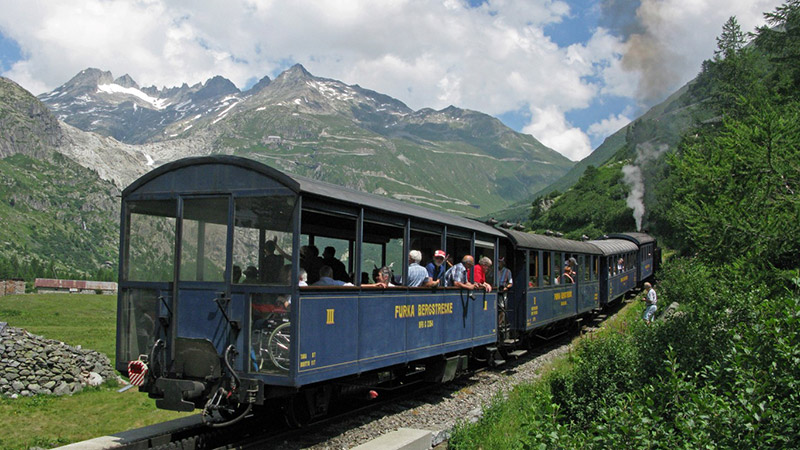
left=271, top=64, right=315, bottom=88
left=193, top=75, right=239, bottom=102
left=113, top=74, right=139, bottom=89
left=61, top=68, right=115, bottom=93
left=248, top=75, right=271, bottom=93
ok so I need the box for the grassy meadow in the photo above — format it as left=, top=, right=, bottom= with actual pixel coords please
left=0, top=293, right=189, bottom=450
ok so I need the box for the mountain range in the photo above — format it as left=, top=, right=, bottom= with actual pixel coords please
left=35, top=64, right=574, bottom=215
left=1, top=64, right=577, bottom=276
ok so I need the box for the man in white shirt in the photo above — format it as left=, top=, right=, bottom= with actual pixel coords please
left=642, top=282, right=657, bottom=324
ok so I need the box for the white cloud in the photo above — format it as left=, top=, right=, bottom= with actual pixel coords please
left=588, top=112, right=631, bottom=141
left=0, top=0, right=786, bottom=161
left=523, top=106, right=591, bottom=161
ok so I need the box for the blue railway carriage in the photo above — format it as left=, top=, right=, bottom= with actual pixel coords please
left=607, top=233, right=658, bottom=283
left=116, top=156, right=505, bottom=423
left=587, top=239, right=640, bottom=304
left=499, top=229, right=602, bottom=337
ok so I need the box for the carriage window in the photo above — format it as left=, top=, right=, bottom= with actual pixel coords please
left=180, top=198, right=229, bottom=282
left=553, top=253, right=563, bottom=284
left=528, top=251, right=538, bottom=288
left=583, top=255, right=591, bottom=281
left=410, top=228, right=443, bottom=285
left=127, top=200, right=176, bottom=282
left=542, top=252, right=551, bottom=286
left=446, top=235, right=472, bottom=268
left=593, top=256, right=598, bottom=280
left=233, top=196, right=296, bottom=285
left=362, top=221, right=403, bottom=285
left=475, top=239, right=495, bottom=286
left=119, top=288, right=162, bottom=366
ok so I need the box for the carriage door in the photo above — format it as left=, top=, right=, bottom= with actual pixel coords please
left=174, top=196, right=235, bottom=361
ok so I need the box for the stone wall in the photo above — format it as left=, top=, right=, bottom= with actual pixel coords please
left=0, top=280, right=26, bottom=297
left=0, top=323, right=116, bottom=398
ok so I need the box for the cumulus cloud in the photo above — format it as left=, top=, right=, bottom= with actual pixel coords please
left=588, top=112, right=632, bottom=142
left=0, top=0, right=786, bottom=161
left=523, top=106, right=591, bottom=161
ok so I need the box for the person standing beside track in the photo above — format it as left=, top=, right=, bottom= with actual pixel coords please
left=642, top=282, right=657, bottom=324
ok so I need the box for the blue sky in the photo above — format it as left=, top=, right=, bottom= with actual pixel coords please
left=0, top=0, right=781, bottom=160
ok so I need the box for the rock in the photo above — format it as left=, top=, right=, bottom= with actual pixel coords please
left=53, top=382, right=71, bottom=396
left=27, top=383, right=40, bottom=392
left=20, top=390, right=31, bottom=397
left=11, top=381, right=24, bottom=392
left=43, top=381, right=56, bottom=390
left=70, top=383, right=83, bottom=394
left=86, top=372, right=103, bottom=387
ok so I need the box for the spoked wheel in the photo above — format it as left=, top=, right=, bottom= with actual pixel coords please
left=268, top=322, right=291, bottom=371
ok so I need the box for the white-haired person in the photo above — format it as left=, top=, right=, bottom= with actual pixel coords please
left=642, top=282, right=657, bottom=324
left=472, top=256, right=493, bottom=293
left=406, top=250, right=438, bottom=287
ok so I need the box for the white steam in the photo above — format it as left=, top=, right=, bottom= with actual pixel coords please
left=622, top=142, right=669, bottom=231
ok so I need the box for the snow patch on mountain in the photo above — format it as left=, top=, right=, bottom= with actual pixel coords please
left=97, top=83, right=168, bottom=109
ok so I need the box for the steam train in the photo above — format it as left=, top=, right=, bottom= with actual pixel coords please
left=116, top=155, right=659, bottom=425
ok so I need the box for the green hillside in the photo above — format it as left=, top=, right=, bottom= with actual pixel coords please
left=0, top=153, right=119, bottom=282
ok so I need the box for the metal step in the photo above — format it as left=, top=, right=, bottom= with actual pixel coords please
left=485, top=346, right=498, bottom=352
left=508, top=350, right=527, bottom=358
left=503, top=339, right=518, bottom=345
left=491, top=358, right=506, bottom=367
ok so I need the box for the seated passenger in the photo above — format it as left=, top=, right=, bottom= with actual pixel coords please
left=473, top=256, right=493, bottom=292
left=426, top=250, right=447, bottom=285
left=444, top=255, right=476, bottom=290
left=617, top=258, right=624, bottom=273
left=313, top=265, right=354, bottom=286
left=322, top=246, right=350, bottom=283
left=301, top=245, right=324, bottom=285
left=243, top=265, right=259, bottom=284
left=407, top=250, right=438, bottom=287
left=363, top=266, right=395, bottom=288
left=232, top=265, right=242, bottom=284
left=298, top=269, right=308, bottom=286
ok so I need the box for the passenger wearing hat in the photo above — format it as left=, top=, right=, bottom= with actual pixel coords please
left=561, top=262, right=574, bottom=284
left=426, top=250, right=447, bottom=285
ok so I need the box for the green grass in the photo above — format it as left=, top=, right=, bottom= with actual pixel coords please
left=0, top=293, right=189, bottom=450
left=450, top=298, right=645, bottom=449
